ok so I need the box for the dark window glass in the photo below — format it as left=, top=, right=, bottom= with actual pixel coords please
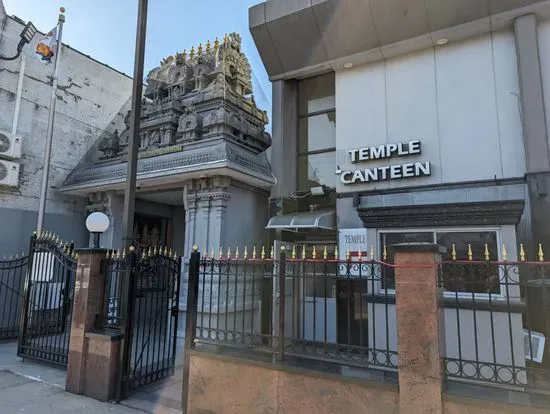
left=298, top=111, right=336, bottom=154
left=298, top=72, right=335, bottom=116
left=437, top=231, right=500, bottom=294
left=380, top=232, right=433, bottom=290
left=297, top=152, right=336, bottom=190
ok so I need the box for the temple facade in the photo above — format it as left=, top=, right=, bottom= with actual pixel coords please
left=61, top=33, right=274, bottom=260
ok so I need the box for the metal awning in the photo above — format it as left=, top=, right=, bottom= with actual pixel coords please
left=266, top=210, right=336, bottom=231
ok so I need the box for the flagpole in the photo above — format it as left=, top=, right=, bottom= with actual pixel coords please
left=36, top=7, right=65, bottom=233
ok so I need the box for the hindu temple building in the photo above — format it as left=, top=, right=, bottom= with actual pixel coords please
left=60, top=33, right=274, bottom=257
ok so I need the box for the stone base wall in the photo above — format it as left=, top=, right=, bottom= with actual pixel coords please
left=186, top=352, right=550, bottom=414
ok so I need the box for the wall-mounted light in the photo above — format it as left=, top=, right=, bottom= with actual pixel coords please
left=436, top=38, right=448, bottom=46
left=0, top=21, right=37, bottom=61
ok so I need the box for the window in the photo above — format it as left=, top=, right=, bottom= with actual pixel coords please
left=297, top=72, right=336, bottom=191
left=379, top=229, right=501, bottom=295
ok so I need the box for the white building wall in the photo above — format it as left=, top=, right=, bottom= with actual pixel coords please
left=335, top=30, right=524, bottom=193
left=0, top=13, right=132, bottom=253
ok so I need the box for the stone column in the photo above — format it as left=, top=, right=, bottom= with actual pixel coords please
left=514, top=14, right=550, bottom=251
left=66, top=248, right=121, bottom=402
left=393, top=243, right=445, bottom=414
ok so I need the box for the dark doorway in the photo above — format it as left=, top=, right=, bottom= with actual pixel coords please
left=133, top=214, right=170, bottom=251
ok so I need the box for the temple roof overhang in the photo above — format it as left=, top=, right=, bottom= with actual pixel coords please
left=249, top=0, right=550, bottom=80
left=60, top=139, right=275, bottom=195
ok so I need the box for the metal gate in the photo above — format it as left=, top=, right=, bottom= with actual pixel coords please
left=0, top=254, right=28, bottom=339
left=116, top=248, right=181, bottom=397
left=17, top=233, right=77, bottom=366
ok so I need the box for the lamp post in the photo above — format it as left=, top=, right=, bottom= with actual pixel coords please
left=121, top=0, right=149, bottom=249
left=85, top=212, right=110, bottom=248
left=0, top=21, right=37, bottom=61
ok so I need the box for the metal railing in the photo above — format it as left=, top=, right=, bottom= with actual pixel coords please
left=439, top=258, right=550, bottom=395
left=186, top=247, right=398, bottom=373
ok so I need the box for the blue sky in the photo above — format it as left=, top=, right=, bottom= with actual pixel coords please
left=4, top=0, right=272, bottom=122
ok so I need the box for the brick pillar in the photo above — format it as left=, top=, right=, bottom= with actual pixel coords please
left=66, top=248, right=121, bottom=401
left=392, top=243, right=445, bottom=414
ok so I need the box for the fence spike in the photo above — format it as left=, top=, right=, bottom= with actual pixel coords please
left=9, top=255, right=13, bottom=260
left=383, top=245, right=387, bottom=261
left=235, top=247, right=239, bottom=259
left=484, top=244, right=490, bottom=261
left=21, top=251, right=25, bottom=258
left=154, top=245, right=158, bottom=256
left=15, top=252, right=19, bottom=258
left=244, top=246, right=248, bottom=260
left=346, top=248, right=350, bottom=261
left=539, top=243, right=544, bottom=262
left=270, top=245, right=274, bottom=259
left=369, top=246, right=374, bottom=260
left=227, top=246, right=231, bottom=259
left=357, top=248, right=362, bottom=261
left=173, top=251, right=178, bottom=260
left=291, top=245, right=296, bottom=260
left=122, top=249, right=126, bottom=259
left=323, top=246, right=328, bottom=260
left=116, top=250, right=121, bottom=259
left=142, top=249, right=146, bottom=259
left=219, top=247, right=223, bottom=259
left=208, top=248, right=213, bottom=259
left=334, top=245, right=339, bottom=260
left=451, top=244, right=457, bottom=261
left=261, top=246, right=266, bottom=259
left=302, top=245, right=307, bottom=260
left=312, top=246, right=317, bottom=259
left=467, top=244, right=473, bottom=261
left=148, top=246, right=153, bottom=257
left=502, top=244, right=507, bottom=261
left=164, top=246, right=168, bottom=256
left=252, top=246, right=257, bottom=260
left=520, top=244, right=526, bottom=262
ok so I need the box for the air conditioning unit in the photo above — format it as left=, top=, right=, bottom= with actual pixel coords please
left=0, top=159, right=20, bottom=187
left=0, top=131, right=22, bottom=160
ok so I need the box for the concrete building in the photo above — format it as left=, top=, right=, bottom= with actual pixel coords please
left=249, top=0, right=550, bottom=384
left=0, top=0, right=133, bottom=255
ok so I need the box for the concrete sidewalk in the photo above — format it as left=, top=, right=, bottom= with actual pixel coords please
left=0, top=370, right=142, bottom=413
left=0, top=340, right=184, bottom=413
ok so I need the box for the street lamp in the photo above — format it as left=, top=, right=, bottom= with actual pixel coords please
left=0, top=21, right=37, bottom=61
left=86, top=212, right=110, bottom=248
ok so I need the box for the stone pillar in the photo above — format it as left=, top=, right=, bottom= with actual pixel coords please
left=66, top=248, right=121, bottom=402
left=393, top=243, right=445, bottom=414
left=514, top=14, right=550, bottom=251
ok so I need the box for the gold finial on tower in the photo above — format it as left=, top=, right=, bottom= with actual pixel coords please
left=182, top=49, right=187, bottom=61
left=214, top=37, right=220, bottom=49
left=467, top=244, right=473, bottom=261
left=224, top=33, right=229, bottom=44
left=539, top=244, right=544, bottom=262
left=206, top=40, right=211, bottom=52
left=197, top=43, right=203, bottom=55
left=189, top=46, right=195, bottom=59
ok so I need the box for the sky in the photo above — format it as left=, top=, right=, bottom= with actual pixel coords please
left=4, top=0, right=272, bottom=123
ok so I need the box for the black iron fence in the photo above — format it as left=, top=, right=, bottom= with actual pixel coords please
left=0, top=253, right=28, bottom=339
left=185, top=247, right=398, bottom=373
left=439, top=256, right=550, bottom=395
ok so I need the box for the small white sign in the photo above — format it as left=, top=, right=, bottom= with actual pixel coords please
left=338, top=228, right=368, bottom=276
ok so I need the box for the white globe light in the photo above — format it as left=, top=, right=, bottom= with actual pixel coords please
left=85, top=212, right=110, bottom=233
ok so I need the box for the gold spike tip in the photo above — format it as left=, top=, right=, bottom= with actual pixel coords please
left=252, top=246, right=257, bottom=260
left=312, top=246, right=317, bottom=259
left=519, top=244, right=526, bottom=262
left=261, top=246, right=266, bottom=259
left=235, top=247, right=240, bottom=259
left=369, top=246, right=374, bottom=260
left=357, top=249, right=362, bottom=261
left=502, top=244, right=507, bottom=261
left=323, top=246, right=328, bottom=260
left=227, top=247, right=232, bottom=259
left=383, top=245, right=388, bottom=261
left=206, top=40, right=211, bottom=51
left=291, top=246, right=296, bottom=260
left=244, top=246, right=248, bottom=260
left=270, top=246, right=274, bottom=259
left=467, top=244, right=473, bottom=261
left=345, top=249, right=350, bottom=261
left=334, top=245, right=339, bottom=260
left=484, top=243, right=490, bottom=261
left=451, top=244, right=457, bottom=261
left=302, top=245, right=307, bottom=260
left=214, top=37, right=220, bottom=49
left=192, top=245, right=199, bottom=252
left=211, top=248, right=215, bottom=258
left=539, top=244, right=544, bottom=262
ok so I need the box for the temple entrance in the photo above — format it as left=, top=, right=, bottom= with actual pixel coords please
left=133, top=213, right=170, bottom=251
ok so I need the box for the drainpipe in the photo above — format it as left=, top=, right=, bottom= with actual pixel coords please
left=11, top=55, right=25, bottom=135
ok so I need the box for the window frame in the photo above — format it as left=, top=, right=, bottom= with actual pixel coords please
left=375, top=226, right=504, bottom=301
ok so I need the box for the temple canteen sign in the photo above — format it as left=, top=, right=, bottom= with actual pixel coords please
left=336, top=139, right=431, bottom=185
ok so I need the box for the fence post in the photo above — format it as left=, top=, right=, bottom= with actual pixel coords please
left=182, top=246, right=200, bottom=414
left=17, top=233, right=36, bottom=357
left=278, top=246, right=286, bottom=361
left=392, top=243, right=445, bottom=414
